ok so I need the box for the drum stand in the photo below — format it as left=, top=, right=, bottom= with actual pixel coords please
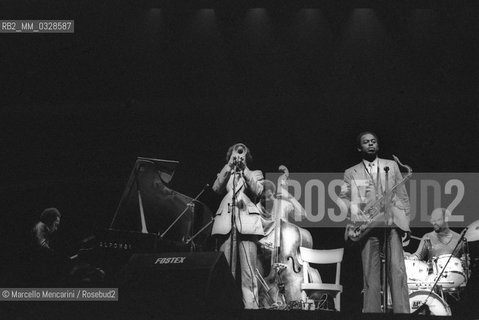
left=413, top=227, right=469, bottom=314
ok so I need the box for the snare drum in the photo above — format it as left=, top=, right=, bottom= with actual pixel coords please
left=433, top=254, right=466, bottom=289
left=405, top=259, right=430, bottom=289
left=409, top=290, right=451, bottom=316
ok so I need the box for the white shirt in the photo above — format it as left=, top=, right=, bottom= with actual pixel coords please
left=363, top=158, right=379, bottom=180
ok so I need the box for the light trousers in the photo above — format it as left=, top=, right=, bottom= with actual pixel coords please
left=360, top=228, right=410, bottom=313
left=219, top=233, right=259, bottom=309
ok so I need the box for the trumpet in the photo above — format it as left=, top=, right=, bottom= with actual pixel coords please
left=232, top=143, right=247, bottom=163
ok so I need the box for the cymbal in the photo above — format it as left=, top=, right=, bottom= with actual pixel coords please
left=465, top=219, right=479, bottom=242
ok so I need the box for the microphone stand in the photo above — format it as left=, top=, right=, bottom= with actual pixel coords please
left=185, top=216, right=214, bottom=245
left=412, top=227, right=469, bottom=315
left=229, top=161, right=242, bottom=279
left=382, top=166, right=390, bottom=313
left=464, top=237, right=470, bottom=283
left=160, top=184, right=209, bottom=241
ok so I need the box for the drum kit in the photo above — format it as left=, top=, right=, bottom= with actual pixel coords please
left=404, top=220, right=479, bottom=316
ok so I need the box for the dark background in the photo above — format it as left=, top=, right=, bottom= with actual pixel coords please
left=0, top=0, right=478, bottom=316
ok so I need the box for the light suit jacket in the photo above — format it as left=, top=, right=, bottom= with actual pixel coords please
left=338, top=158, right=410, bottom=232
left=211, top=164, right=265, bottom=236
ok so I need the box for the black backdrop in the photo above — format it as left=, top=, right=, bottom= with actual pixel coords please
left=0, top=0, right=478, bottom=316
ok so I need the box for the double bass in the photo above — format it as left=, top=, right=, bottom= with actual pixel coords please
left=256, top=166, right=320, bottom=308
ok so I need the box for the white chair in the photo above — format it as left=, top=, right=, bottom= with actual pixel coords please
left=300, top=246, right=344, bottom=311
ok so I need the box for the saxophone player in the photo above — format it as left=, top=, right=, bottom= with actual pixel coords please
left=337, top=131, right=411, bottom=313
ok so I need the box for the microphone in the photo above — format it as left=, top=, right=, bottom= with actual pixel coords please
left=230, top=157, right=239, bottom=171
left=231, top=156, right=245, bottom=172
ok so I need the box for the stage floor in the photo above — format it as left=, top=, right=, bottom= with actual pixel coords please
left=2, top=302, right=478, bottom=320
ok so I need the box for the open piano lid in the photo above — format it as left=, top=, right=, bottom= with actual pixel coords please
left=109, top=157, right=212, bottom=245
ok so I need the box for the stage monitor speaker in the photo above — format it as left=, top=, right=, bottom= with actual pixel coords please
left=119, top=251, right=243, bottom=314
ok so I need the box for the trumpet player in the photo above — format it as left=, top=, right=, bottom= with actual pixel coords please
left=337, top=131, right=411, bottom=313
left=211, top=143, right=264, bottom=309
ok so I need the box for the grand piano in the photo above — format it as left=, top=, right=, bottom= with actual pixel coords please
left=81, top=157, right=214, bottom=279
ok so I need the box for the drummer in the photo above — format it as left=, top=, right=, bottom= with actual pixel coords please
left=405, top=207, right=469, bottom=276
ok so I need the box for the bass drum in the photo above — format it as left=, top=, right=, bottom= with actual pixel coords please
left=409, top=290, right=451, bottom=316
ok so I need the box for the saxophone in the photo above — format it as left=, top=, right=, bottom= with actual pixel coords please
left=344, top=155, right=412, bottom=242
